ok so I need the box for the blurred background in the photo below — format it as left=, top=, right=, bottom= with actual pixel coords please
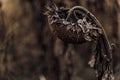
left=0, top=0, right=120, bottom=80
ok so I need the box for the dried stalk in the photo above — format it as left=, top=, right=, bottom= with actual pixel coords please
left=62, top=44, right=76, bottom=80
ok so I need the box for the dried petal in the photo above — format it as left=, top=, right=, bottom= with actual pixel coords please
left=76, top=26, right=81, bottom=34
left=88, top=55, right=95, bottom=68
left=66, top=25, right=73, bottom=30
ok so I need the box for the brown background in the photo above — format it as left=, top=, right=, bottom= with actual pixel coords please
left=0, top=0, right=120, bottom=80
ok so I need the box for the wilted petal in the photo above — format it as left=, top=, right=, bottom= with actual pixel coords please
left=66, top=25, right=73, bottom=30
left=88, top=55, right=95, bottom=68
left=76, top=26, right=81, bottom=34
